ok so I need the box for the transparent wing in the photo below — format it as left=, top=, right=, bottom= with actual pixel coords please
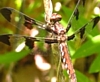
left=68, top=16, right=100, bottom=40
left=43, top=0, right=53, bottom=23
left=0, top=7, right=47, bottom=31
left=0, top=34, right=58, bottom=49
left=66, top=0, right=83, bottom=32
left=63, top=0, right=100, bottom=40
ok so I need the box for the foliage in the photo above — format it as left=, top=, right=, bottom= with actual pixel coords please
left=0, top=50, right=30, bottom=64
left=0, top=0, right=100, bottom=82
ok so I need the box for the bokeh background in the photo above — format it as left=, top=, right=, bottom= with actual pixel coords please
left=0, top=0, right=100, bottom=82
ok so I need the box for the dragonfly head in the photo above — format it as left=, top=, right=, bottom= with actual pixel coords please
left=50, top=13, right=62, bottom=23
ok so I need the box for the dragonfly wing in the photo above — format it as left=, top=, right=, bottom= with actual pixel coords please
left=66, top=0, right=85, bottom=32
left=63, top=0, right=100, bottom=40
left=68, top=16, right=100, bottom=40
left=0, top=7, right=46, bottom=31
left=0, top=34, right=58, bottom=49
left=43, top=0, right=53, bottom=23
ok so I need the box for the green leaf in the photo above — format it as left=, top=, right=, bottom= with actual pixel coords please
left=72, top=35, right=100, bottom=58
left=0, top=50, right=30, bottom=64
left=76, top=70, right=91, bottom=82
left=89, top=53, right=100, bottom=73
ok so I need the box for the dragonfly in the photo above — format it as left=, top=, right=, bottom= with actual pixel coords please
left=0, top=0, right=100, bottom=82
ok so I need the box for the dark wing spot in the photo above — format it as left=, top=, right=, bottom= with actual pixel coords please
left=0, top=7, right=12, bottom=22
left=0, top=34, right=11, bottom=45
left=25, top=37, right=34, bottom=49
left=79, top=24, right=86, bottom=38
left=92, top=16, right=100, bottom=28
left=74, top=8, right=79, bottom=20
left=24, top=15, right=33, bottom=29
left=68, top=34, right=75, bottom=40
left=45, top=38, right=58, bottom=44
left=24, top=15, right=38, bottom=29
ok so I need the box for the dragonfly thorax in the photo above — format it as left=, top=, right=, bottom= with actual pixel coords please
left=57, top=34, right=67, bottom=43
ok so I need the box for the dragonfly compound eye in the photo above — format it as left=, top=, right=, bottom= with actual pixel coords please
left=50, top=13, right=62, bottom=22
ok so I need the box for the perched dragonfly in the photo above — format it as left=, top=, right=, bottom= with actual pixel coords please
left=0, top=0, right=100, bottom=82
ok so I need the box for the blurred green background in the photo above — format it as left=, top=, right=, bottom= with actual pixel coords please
left=0, top=0, right=100, bottom=82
